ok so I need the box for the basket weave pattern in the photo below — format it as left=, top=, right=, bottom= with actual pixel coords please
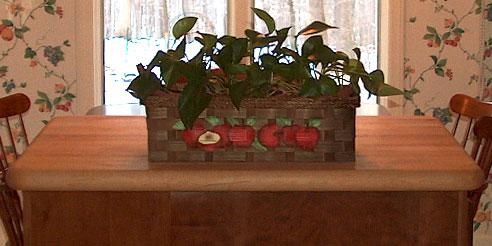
left=145, top=94, right=358, bottom=162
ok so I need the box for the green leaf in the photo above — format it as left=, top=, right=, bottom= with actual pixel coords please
left=34, top=98, right=45, bottom=104
left=484, top=201, right=491, bottom=211
left=63, top=93, right=76, bottom=101
left=302, top=35, right=323, bottom=58
left=178, top=80, right=212, bottom=129
left=319, top=75, right=338, bottom=96
left=127, top=69, right=161, bottom=102
left=0, top=66, right=7, bottom=72
left=218, top=35, right=236, bottom=45
left=473, top=222, right=481, bottom=232
left=377, top=84, right=404, bottom=96
left=297, top=21, right=337, bottom=36
left=409, top=17, right=417, bottom=23
left=37, top=91, right=49, bottom=99
left=44, top=6, right=55, bottom=15
left=206, top=116, right=223, bottom=126
left=436, top=59, right=447, bottom=67
left=172, top=120, right=186, bottom=130
left=430, top=55, right=438, bottom=64
left=427, top=26, right=438, bottom=35
left=161, top=59, right=183, bottom=89
left=196, top=32, right=217, bottom=52
left=434, top=67, right=445, bottom=77
left=14, top=29, right=23, bottom=39
left=352, top=48, right=361, bottom=60
left=172, top=17, right=198, bottom=39
left=227, top=118, right=241, bottom=126
left=260, top=54, right=277, bottom=70
left=487, top=78, right=492, bottom=86
left=442, top=32, right=451, bottom=41
left=423, top=33, right=435, bottom=40
left=1, top=19, right=13, bottom=27
left=276, top=117, right=292, bottom=127
left=228, top=80, right=248, bottom=109
left=63, top=40, right=71, bottom=47
left=453, top=28, right=465, bottom=35
left=414, top=109, right=425, bottom=116
left=307, top=119, right=322, bottom=127
left=20, top=82, right=27, bottom=88
left=231, top=38, right=249, bottom=64
left=53, top=97, right=61, bottom=105
left=252, top=137, right=267, bottom=151
left=245, top=29, right=262, bottom=41
left=42, top=120, right=49, bottom=125
left=251, top=8, right=276, bottom=34
left=246, top=117, right=257, bottom=126
left=228, top=64, right=249, bottom=74
left=24, top=47, right=36, bottom=59
left=46, top=0, right=56, bottom=5
left=299, top=78, right=321, bottom=99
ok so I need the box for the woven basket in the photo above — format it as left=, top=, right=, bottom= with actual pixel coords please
left=145, top=93, right=359, bottom=162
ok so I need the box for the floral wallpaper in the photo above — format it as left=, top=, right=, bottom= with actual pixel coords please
left=0, top=0, right=76, bottom=160
left=404, top=0, right=491, bottom=243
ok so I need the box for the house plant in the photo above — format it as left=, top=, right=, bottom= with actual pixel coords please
left=128, top=8, right=402, bottom=162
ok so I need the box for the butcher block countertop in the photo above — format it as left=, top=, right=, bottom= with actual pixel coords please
left=6, top=115, right=484, bottom=192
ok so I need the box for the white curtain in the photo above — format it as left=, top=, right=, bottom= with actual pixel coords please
left=254, top=0, right=378, bottom=70
left=104, top=0, right=228, bottom=39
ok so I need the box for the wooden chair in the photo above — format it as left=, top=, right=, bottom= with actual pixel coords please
left=449, top=94, right=492, bottom=148
left=469, top=116, right=492, bottom=218
left=0, top=93, right=30, bottom=246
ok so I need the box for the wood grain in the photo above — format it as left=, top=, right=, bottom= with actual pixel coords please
left=23, top=191, right=471, bottom=246
left=6, top=115, right=484, bottom=192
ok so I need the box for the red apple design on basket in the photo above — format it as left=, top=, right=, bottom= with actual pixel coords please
left=296, top=119, right=322, bottom=150
left=277, top=117, right=301, bottom=147
left=258, top=123, right=280, bottom=147
left=172, top=121, right=206, bottom=148
left=205, top=116, right=232, bottom=149
left=228, top=117, right=256, bottom=147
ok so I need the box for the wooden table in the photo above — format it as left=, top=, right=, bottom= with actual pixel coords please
left=7, top=116, right=483, bottom=246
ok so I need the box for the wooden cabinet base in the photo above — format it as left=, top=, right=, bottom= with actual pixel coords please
left=23, top=191, right=471, bottom=246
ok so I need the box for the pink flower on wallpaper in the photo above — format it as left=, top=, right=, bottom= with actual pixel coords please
left=56, top=6, right=63, bottom=19
left=444, top=18, right=455, bottom=28
left=54, top=83, right=65, bottom=91
left=29, top=61, right=37, bottom=67
left=8, top=2, right=25, bottom=15
left=445, top=69, right=453, bottom=80
left=475, top=210, right=492, bottom=223
left=38, top=104, right=50, bottom=113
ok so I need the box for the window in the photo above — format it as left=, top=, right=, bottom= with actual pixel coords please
left=254, top=0, right=378, bottom=102
left=103, top=0, right=227, bottom=105
left=97, top=0, right=402, bottom=107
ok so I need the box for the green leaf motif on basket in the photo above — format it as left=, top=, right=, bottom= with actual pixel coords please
left=245, top=117, right=257, bottom=126
left=206, top=116, right=223, bottom=126
left=172, top=120, right=186, bottom=130
left=252, top=137, right=267, bottom=151
left=307, top=119, right=322, bottom=128
left=277, top=117, right=293, bottom=127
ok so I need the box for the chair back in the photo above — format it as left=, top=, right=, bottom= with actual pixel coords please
left=449, top=94, right=492, bottom=147
left=0, top=93, right=30, bottom=170
left=0, top=93, right=29, bottom=246
left=469, top=116, right=492, bottom=218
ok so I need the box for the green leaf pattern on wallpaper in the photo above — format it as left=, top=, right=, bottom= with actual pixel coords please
left=0, top=0, right=75, bottom=159
left=404, top=0, right=482, bottom=125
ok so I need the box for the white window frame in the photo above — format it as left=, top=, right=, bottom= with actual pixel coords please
left=75, top=0, right=404, bottom=115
